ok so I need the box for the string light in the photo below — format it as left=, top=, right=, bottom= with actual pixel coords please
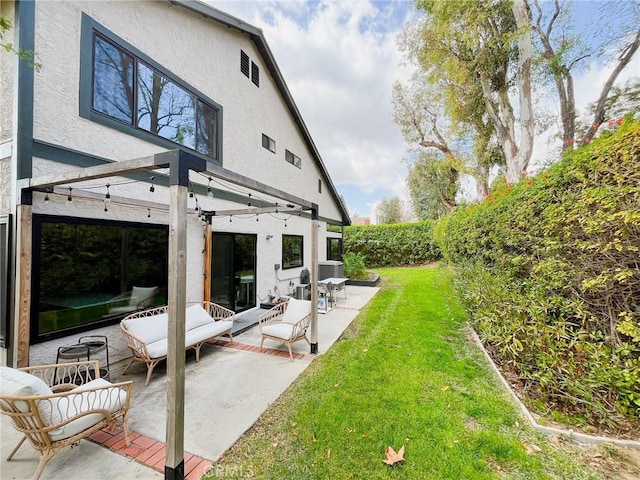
left=149, top=176, right=155, bottom=193
left=105, top=184, right=111, bottom=202
left=44, top=191, right=50, bottom=206
left=104, top=200, right=108, bottom=212
left=66, top=187, right=72, bottom=204
left=247, top=193, right=252, bottom=207
left=147, top=208, right=151, bottom=218
left=207, top=177, right=214, bottom=198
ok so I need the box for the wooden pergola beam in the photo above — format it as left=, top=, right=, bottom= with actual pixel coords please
left=206, top=206, right=305, bottom=217
left=28, top=155, right=158, bottom=189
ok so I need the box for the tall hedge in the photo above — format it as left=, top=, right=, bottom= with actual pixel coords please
left=438, top=118, right=640, bottom=426
left=343, top=221, right=440, bottom=267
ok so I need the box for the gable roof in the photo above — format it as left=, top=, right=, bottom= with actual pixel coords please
left=169, top=0, right=351, bottom=225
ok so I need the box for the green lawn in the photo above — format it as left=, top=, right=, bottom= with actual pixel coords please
left=206, top=267, right=618, bottom=479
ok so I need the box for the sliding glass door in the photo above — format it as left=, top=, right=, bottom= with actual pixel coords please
left=211, top=233, right=256, bottom=312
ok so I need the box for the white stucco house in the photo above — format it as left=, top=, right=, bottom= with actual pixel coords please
left=0, top=0, right=349, bottom=368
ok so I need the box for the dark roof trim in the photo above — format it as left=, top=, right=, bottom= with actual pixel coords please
left=169, top=0, right=351, bottom=225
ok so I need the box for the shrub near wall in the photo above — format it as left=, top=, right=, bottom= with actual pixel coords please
left=439, top=118, right=640, bottom=428
left=343, top=221, right=440, bottom=268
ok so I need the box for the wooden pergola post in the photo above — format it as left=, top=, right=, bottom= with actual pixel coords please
left=165, top=180, right=188, bottom=480
left=310, top=204, right=319, bottom=354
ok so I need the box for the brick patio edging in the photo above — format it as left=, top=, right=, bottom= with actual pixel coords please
left=88, top=425, right=212, bottom=480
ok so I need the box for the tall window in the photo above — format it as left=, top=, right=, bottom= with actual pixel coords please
left=0, top=215, right=10, bottom=348
left=32, top=216, right=169, bottom=342
left=82, top=16, right=222, bottom=162
left=282, top=235, right=303, bottom=269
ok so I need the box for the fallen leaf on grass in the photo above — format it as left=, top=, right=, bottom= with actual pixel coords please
left=327, top=449, right=331, bottom=459
left=312, top=433, right=317, bottom=442
left=441, top=385, right=449, bottom=391
left=383, top=445, right=405, bottom=465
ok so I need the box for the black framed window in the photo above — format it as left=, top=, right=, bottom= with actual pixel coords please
left=327, top=238, right=342, bottom=261
left=262, top=134, right=276, bottom=153
left=282, top=235, right=303, bottom=269
left=31, top=215, right=169, bottom=343
left=285, top=149, right=301, bottom=168
left=0, top=214, right=11, bottom=348
left=81, top=14, right=222, bottom=163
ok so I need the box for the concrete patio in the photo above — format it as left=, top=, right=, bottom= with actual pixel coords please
left=1, top=285, right=379, bottom=480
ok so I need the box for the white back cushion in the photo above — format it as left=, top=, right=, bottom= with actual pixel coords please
left=185, top=304, right=213, bottom=330
left=0, top=366, right=59, bottom=424
left=282, top=298, right=312, bottom=325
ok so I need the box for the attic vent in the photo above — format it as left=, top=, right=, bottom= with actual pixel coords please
left=240, top=50, right=250, bottom=78
left=251, top=61, right=259, bottom=87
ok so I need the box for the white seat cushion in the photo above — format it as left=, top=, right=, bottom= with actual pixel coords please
left=146, top=338, right=169, bottom=359
left=262, top=323, right=295, bottom=341
left=185, top=321, right=233, bottom=347
left=49, top=378, right=128, bottom=441
left=282, top=299, right=311, bottom=325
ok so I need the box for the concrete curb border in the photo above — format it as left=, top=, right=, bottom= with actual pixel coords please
left=469, top=327, right=640, bottom=450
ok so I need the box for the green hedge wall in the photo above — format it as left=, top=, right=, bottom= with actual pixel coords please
left=343, top=221, right=441, bottom=268
left=437, top=118, right=640, bottom=425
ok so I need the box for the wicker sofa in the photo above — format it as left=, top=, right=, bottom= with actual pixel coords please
left=0, top=361, right=132, bottom=480
left=120, top=301, right=235, bottom=386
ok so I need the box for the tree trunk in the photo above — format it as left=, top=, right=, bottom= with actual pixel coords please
left=511, top=0, right=534, bottom=180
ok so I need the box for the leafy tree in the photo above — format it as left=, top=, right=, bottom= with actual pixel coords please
left=530, top=0, right=640, bottom=149
left=405, top=152, right=453, bottom=220
left=375, top=196, right=407, bottom=224
left=404, top=0, right=534, bottom=184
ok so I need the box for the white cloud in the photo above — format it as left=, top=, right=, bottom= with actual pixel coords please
left=207, top=0, right=415, bottom=218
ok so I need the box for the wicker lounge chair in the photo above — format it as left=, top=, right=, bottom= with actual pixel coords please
left=258, top=298, right=312, bottom=359
left=0, top=361, right=132, bottom=480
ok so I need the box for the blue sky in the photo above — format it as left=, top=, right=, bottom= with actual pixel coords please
left=208, top=0, right=639, bottom=222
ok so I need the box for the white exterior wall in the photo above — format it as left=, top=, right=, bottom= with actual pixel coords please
left=32, top=0, right=342, bottom=221
left=27, top=0, right=344, bottom=306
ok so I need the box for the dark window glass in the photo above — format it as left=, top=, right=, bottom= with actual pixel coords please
left=0, top=215, right=10, bottom=347
left=196, top=100, right=217, bottom=157
left=251, top=61, right=259, bottom=87
left=93, top=36, right=134, bottom=123
left=282, top=235, right=303, bottom=269
left=262, top=134, right=275, bottom=153
left=90, top=31, right=219, bottom=161
left=240, top=50, right=250, bottom=78
left=33, top=217, right=168, bottom=341
left=327, top=238, right=342, bottom=261
left=285, top=150, right=301, bottom=168
left=137, top=62, right=195, bottom=149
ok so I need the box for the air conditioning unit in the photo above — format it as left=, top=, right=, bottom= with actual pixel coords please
left=318, top=261, right=344, bottom=280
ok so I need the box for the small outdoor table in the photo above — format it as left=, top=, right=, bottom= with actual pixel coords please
left=55, top=335, right=110, bottom=382
left=318, top=277, right=348, bottom=311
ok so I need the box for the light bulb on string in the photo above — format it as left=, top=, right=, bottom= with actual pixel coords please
left=229, top=216, right=232, bottom=223
left=44, top=191, right=50, bottom=206
left=149, top=176, right=155, bottom=193
left=147, top=208, right=151, bottom=218
left=247, top=193, right=252, bottom=207
left=66, top=187, right=72, bottom=204
left=105, top=183, right=111, bottom=203
left=104, top=200, right=108, bottom=212
left=207, top=177, right=214, bottom=198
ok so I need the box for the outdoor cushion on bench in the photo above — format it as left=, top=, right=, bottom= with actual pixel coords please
left=120, top=301, right=235, bottom=385
left=0, top=361, right=132, bottom=480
